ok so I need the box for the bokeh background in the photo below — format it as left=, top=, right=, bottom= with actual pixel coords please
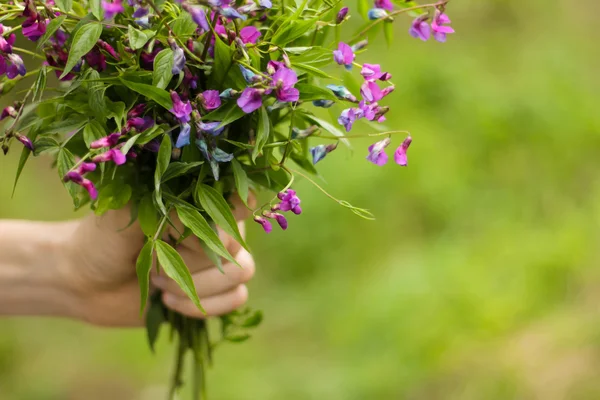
left=2, top=0, right=600, bottom=398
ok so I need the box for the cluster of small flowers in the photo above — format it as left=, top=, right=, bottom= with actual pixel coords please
left=254, top=189, right=302, bottom=233
left=410, top=10, right=454, bottom=43
left=0, top=24, right=25, bottom=80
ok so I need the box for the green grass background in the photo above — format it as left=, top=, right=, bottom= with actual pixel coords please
left=2, top=0, right=600, bottom=398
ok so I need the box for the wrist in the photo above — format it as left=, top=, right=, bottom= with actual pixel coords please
left=0, top=220, right=83, bottom=320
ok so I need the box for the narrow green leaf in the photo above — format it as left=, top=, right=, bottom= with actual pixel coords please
left=231, top=159, right=249, bottom=208
left=61, top=22, right=103, bottom=79
left=241, top=310, right=263, bottom=327
left=12, top=129, right=39, bottom=197
left=272, top=18, right=318, bottom=46
left=383, top=22, right=393, bottom=47
left=119, top=78, right=173, bottom=110
left=57, top=147, right=80, bottom=206
left=154, top=135, right=172, bottom=215
left=175, top=204, right=240, bottom=266
left=293, top=62, right=334, bottom=79
left=155, top=240, right=204, bottom=312
left=303, top=114, right=351, bottom=149
left=121, top=133, right=141, bottom=155
left=37, top=15, right=67, bottom=51
left=296, top=83, right=338, bottom=102
left=152, top=48, right=174, bottom=90
left=145, top=293, right=165, bottom=352
left=32, top=66, right=48, bottom=102
left=138, top=194, right=159, bottom=237
left=196, top=184, right=249, bottom=251
left=162, top=161, right=204, bottom=182
left=211, top=37, right=234, bottom=89
left=136, top=240, right=155, bottom=314
left=357, top=0, right=369, bottom=20
left=252, top=106, right=270, bottom=162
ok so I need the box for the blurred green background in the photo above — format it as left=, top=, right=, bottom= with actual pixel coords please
left=2, top=0, right=600, bottom=398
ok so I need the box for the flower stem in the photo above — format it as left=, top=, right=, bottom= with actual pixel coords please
left=351, top=0, right=451, bottom=42
left=12, top=47, right=46, bottom=60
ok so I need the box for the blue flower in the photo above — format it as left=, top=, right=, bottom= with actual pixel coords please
left=175, top=123, right=191, bottom=148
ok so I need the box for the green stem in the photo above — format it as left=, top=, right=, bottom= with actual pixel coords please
left=168, top=333, right=187, bottom=400
left=279, top=106, right=296, bottom=165
left=12, top=47, right=45, bottom=60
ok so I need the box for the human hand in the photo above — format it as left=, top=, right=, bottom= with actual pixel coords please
left=59, top=196, right=255, bottom=327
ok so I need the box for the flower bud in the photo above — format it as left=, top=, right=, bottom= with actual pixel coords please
left=336, top=7, right=349, bottom=24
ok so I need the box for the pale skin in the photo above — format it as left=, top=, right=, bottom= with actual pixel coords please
left=0, top=196, right=255, bottom=327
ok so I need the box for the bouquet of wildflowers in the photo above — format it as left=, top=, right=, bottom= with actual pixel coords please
left=0, top=0, right=453, bottom=397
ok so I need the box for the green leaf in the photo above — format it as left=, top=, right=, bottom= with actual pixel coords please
left=202, top=101, right=245, bottom=127
left=296, top=83, right=338, bottom=102
left=128, top=25, right=154, bottom=50
left=61, top=22, right=103, bottom=79
left=54, top=0, right=73, bottom=12
left=302, top=113, right=351, bottom=149
left=87, top=70, right=107, bottom=119
left=171, top=13, right=197, bottom=37
left=33, top=136, right=60, bottom=155
left=357, top=0, right=369, bottom=20
left=162, top=161, right=204, bottom=183
left=211, top=37, right=234, bottom=89
left=138, top=194, right=159, bottom=237
left=175, top=204, right=240, bottom=266
left=105, top=99, right=127, bottom=130
left=384, top=22, right=393, bottom=47
left=83, top=119, right=107, bottom=147
left=154, top=135, right=172, bottom=215
left=121, top=133, right=141, bottom=155
left=272, top=18, right=317, bottom=46
left=39, top=115, right=88, bottom=135
left=95, top=182, right=133, bottom=215
left=231, top=159, right=250, bottom=208
left=225, top=333, right=251, bottom=343
left=293, top=63, right=334, bottom=79
left=12, top=129, right=39, bottom=197
left=145, top=293, right=165, bottom=352
left=136, top=240, right=155, bottom=314
left=37, top=15, right=68, bottom=51
left=155, top=240, right=204, bottom=311
left=57, top=147, right=81, bottom=206
left=241, top=310, right=263, bottom=328
left=89, top=0, right=103, bottom=20
left=119, top=78, right=173, bottom=110
left=196, top=184, right=249, bottom=251
left=252, top=106, right=270, bottom=162
left=152, top=48, right=174, bottom=90
left=32, top=66, right=48, bottom=102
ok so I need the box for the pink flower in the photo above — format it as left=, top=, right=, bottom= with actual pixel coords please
left=431, top=11, right=454, bottom=42
left=333, top=42, right=355, bottom=70
left=102, top=0, right=124, bottom=19
left=272, top=67, right=299, bottom=103
left=90, top=133, right=121, bottom=149
left=170, top=91, right=193, bottom=123
left=240, top=26, right=261, bottom=44
left=374, top=0, right=393, bottom=11
left=338, top=107, right=364, bottom=132
left=366, top=138, right=391, bottom=166
left=92, top=148, right=127, bottom=165
left=394, top=136, right=412, bottom=166
left=199, top=90, right=222, bottom=110
left=263, top=211, right=288, bottom=230
left=237, top=88, right=263, bottom=113
left=275, top=189, right=302, bottom=215
left=254, top=216, right=273, bottom=233
left=409, top=17, right=431, bottom=41
left=360, top=63, right=391, bottom=81
left=360, top=81, right=384, bottom=103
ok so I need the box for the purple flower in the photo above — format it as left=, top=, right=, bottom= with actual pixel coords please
left=175, top=123, right=191, bottom=148
left=272, top=67, right=299, bottom=103
left=368, top=8, right=388, bottom=20
left=333, top=42, right=355, bottom=70
left=313, top=100, right=335, bottom=108
left=184, top=5, right=210, bottom=31
left=259, top=0, right=272, bottom=8
left=197, top=121, right=225, bottom=136
left=92, top=148, right=127, bottom=165
left=128, top=104, right=146, bottom=118
left=394, top=136, right=412, bottom=166
left=86, top=48, right=107, bottom=72
left=360, top=81, right=384, bottom=103
left=263, top=211, right=288, bottom=230
left=237, top=88, right=263, bottom=113
left=326, top=84, right=357, bottom=102
left=16, top=135, right=34, bottom=151
left=170, top=40, right=186, bottom=75
left=374, top=0, right=393, bottom=11
left=240, top=26, right=261, bottom=45
left=310, top=143, right=338, bottom=165
left=275, top=189, right=302, bottom=215
left=366, top=138, right=391, bottom=166
left=170, top=91, right=193, bottom=123
left=361, top=63, right=391, bottom=81
left=0, top=25, right=16, bottom=53
left=75, top=162, right=97, bottom=175
left=254, top=216, right=273, bottom=233
left=98, top=40, right=120, bottom=60
left=133, top=6, right=149, bottom=18
left=126, top=116, right=154, bottom=132
left=22, top=14, right=47, bottom=42
left=102, top=0, right=125, bottom=19
left=359, top=101, right=388, bottom=123
left=409, top=17, right=431, bottom=41
left=338, top=107, right=364, bottom=132
left=336, top=7, right=349, bottom=24
left=91, top=132, right=121, bottom=149
left=266, top=60, right=285, bottom=75
left=220, top=7, right=246, bottom=20
left=6, top=54, right=26, bottom=79
left=431, top=11, right=454, bottom=42
left=64, top=172, right=98, bottom=200
left=199, top=90, right=221, bottom=110
left=239, top=65, right=260, bottom=83
left=0, top=106, right=17, bottom=120
left=140, top=47, right=162, bottom=69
